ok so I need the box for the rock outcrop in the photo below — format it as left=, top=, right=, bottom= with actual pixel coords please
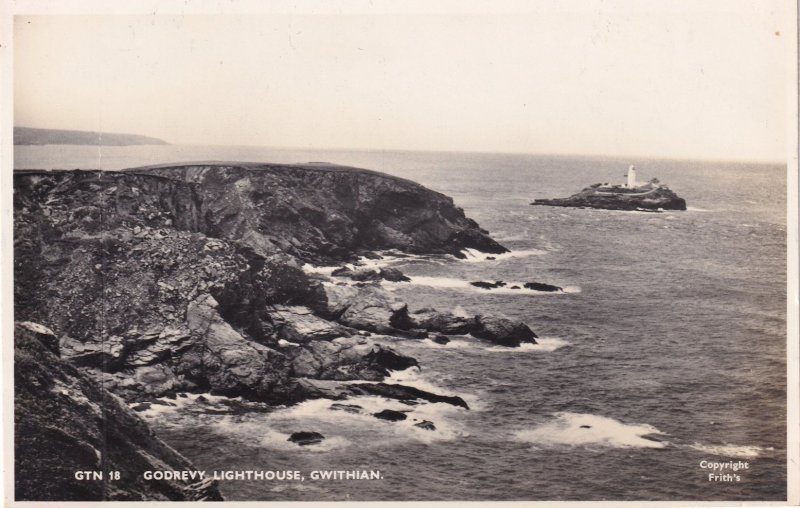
left=13, top=162, right=536, bottom=499
left=124, top=162, right=508, bottom=261
left=532, top=181, right=686, bottom=211
left=14, top=322, right=223, bottom=501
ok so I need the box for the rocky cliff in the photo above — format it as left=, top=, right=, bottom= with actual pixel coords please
left=14, top=162, right=535, bottom=500
left=14, top=322, right=223, bottom=501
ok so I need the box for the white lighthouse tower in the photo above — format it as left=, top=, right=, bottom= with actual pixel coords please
left=626, top=165, right=637, bottom=189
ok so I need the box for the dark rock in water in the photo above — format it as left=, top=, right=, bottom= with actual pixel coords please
left=470, top=280, right=506, bottom=289
left=347, top=382, right=469, bottom=409
left=410, top=308, right=476, bottom=335
left=332, top=266, right=383, bottom=280
left=380, top=267, right=411, bottom=282
left=329, top=403, right=363, bottom=414
left=287, top=378, right=469, bottom=411
left=523, top=282, right=563, bottom=292
left=532, top=181, right=686, bottom=211
left=397, top=399, right=420, bottom=406
left=510, top=285, right=521, bottom=289
left=364, top=346, right=419, bottom=372
left=349, top=269, right=382, bottom=282
left=131, top=402, right=152, bottom=412
left=473, top=315, right=538, bottom=347
left=640, top=434, right=666, bottom=443
left=288, top=431, right=325, bottom=446
left=14, top=322, right=223, bottom=501
left=150, top=399, right=177, bottom=407
left=373, top=409, right=408, bottom=421
left=430, top=334, right=450, bottom=345
left=580, top=425, right=591, bottom=429
left=331, top=266, right=355, bottom=277
left=486, top=256, right=496, bottom=260
left=414, top=420, right=436, bottom=431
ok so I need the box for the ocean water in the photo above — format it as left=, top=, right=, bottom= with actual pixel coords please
left=15, top=145, right=787, bottom=500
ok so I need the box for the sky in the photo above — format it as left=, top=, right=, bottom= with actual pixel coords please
left=13, top=1, right=793, bottom=161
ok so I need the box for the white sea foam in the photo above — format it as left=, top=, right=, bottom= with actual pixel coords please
left=212, top=419, right=353, bottom=453
left=249, top=393, right=469, bottom=445
left=301, top=263, right=340, bottom=276
left=688, top=443, right=772, bottom=459
left=401, top=276, right=577, bottom=295
left=419, top=336, right=569, bottom=354
left=486, top=337, right=570, bottom=353
left=515, top=413, right=667, bottom=449
left=135, top=392, right=241, bottom=418
left=459, top=248, right=546, bottom=263
left=686, top=206, right=712, bottom=212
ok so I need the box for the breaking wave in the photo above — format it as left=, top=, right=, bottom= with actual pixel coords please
left=688, top=443, right=773, bottom=459
left=514, top=413, right=668, bottom=449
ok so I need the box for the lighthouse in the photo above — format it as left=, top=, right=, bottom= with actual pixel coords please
left=626, top=165, right=637, bottom=189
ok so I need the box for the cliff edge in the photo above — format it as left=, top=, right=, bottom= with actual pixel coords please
left=14, top=322, right=223, bottom=501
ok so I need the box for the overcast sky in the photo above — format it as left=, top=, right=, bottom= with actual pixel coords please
left=13, top=1, right=792, bottom=161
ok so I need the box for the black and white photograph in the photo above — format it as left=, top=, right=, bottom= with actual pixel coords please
left=3, top=0, right=798, bottom=504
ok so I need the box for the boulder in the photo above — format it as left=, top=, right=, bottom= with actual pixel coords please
left=380, top=268, right=411, bottom=282
left=430, top=334, right=451, bottom=345
left=269, top=305, right=352, bottom=343
left=329, top=403, right=363, bottom=414
left=335, top=285, right=414, bottom=334
left=373, top=409, right=408, bottom=421
left=131, top=365, right=181, bottom=396
left=523, top=282, right=563, bottom=292
left=410, top=308, right=476, bottom=335
left=350, top=269, right=383, bottom=282
left=287, top=431, right=325, bottom=446
left=470, top=281, right=506, bottom=289
left=414, top=420, right=436, bottom=431
left=331, top=266, right=355, bottom=277
left=288, top=339, right=418, bottom=381
left=472, top=315, right=538, bottom=347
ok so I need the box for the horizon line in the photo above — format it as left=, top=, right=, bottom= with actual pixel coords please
left=13, top=124, right=788, bottom=166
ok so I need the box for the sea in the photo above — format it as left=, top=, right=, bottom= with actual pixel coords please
left=15, top=144, right=788, bottom=501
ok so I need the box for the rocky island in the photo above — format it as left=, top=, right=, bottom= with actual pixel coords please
left=532, top=165, right=687, bottom=211
left=14, top=162, right=535, bottom=500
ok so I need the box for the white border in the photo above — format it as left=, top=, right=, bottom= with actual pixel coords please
left=1, top=1, right=797, bottom=507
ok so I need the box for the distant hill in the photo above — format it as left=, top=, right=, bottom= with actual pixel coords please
left=14, top=127, right=168, bottom=146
